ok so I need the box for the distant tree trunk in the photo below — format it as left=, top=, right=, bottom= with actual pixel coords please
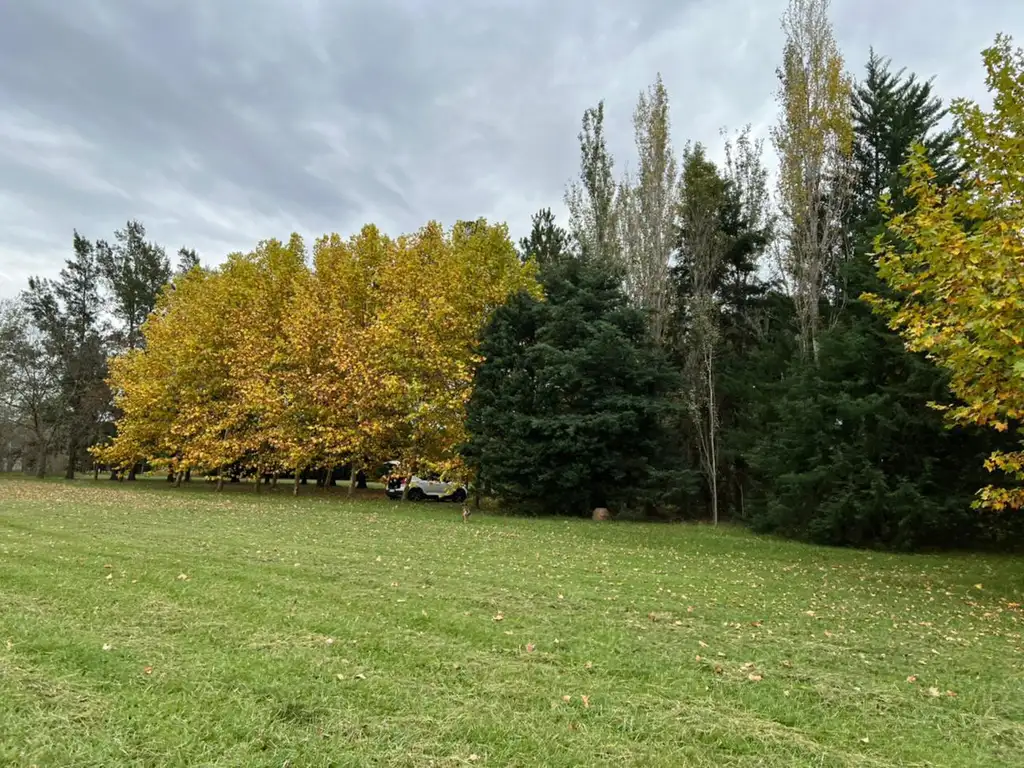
left=348, top=468, right=357, bottom=496
left=175, top=471, right=184, bottom=487
left=272, top=473, right=278, bottom=487
left=65, top=434, right=78, bottom=479
left=216, top=472, right=224, bottom=491
left=93, top=462, right=100, bottom=481
left=127, top=463, right=137, bottom=481
left=184, top=468, right=191, bottom=482
left=255, top=465, right=262, bottom=494
left=294, top=466, right=301, bottom=496
left=355, top=469, right=367, bottom=489
left=167, top=471, right=175, bottom=482
left=35, top=445, right=47, bottom=479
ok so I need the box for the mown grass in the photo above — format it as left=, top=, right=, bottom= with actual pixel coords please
left=1, top=476, right=1022, bottom=767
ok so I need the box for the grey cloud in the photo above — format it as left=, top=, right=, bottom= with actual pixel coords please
left=1, top=0, right=1022, bottom=296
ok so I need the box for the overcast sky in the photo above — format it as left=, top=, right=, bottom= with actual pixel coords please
left=0, top=0, right=1020, bottom=296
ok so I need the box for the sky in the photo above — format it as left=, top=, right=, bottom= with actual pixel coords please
left=0, top=0, right=1021, bottom=297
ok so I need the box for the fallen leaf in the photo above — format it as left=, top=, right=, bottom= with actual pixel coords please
left=102, top=643, right=113, bottom=651
left=687, top=606, right=695, bottom=613
left=325, top=638, right=335, bottom=645
left=581, top=695, right=590, bottom=708
left=143, top=666, right=153, bottom=675
left=176, top=573, right=189, bottom=581
left=824, top=630, right=834, bottom=638
left=946, top=690, right=957, bottom=697
left=557, top=594, right=564, bottom=600
left=673, top=620, right=682, bottom=626
left=469, top=755, right=479, bottom=763
left=804, top=610, right=816, bottom=617
left=698, top=640, right=709, bottom=648
left=526, top=643, right=535, bottom=653
left=906, top=675, right=917, bottom=683
left=583, top=661, right=593, bottom=670
left=695, top=655, right=702, bottom=662
left=562, top=695, right=571, bottom=703
left=103, top=564, right=112, bottom=569
left=783, top=690, right=791, bottom=697
left=781, top=660, right=792, bottom=668
left=714, top=664, right=723, bottom=675
left=354, top=673, right=366, bottom=680
left=751, top=620, right=763, bottom=627
left=648, top=612, right=657, bottom=622
left=493, top=613, right=504, bottom=622
left=928, top=687, right=941, bottom=697
left=748, top=673, right=763, bottom=682
left=4, top=640, right=12, bottom=651
left=860, top=737, right=869, bottom=744
left=974, top=583, right=983, bottom=590
left=741, top=661, right=756, bottom=671
left=336, top=673, right=345, bottom=681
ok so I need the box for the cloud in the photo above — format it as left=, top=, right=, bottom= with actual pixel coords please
left=0, top=0, right=1021, bottom=296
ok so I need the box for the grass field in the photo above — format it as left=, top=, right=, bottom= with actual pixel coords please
left=1, top=478, right=1022, bottom=767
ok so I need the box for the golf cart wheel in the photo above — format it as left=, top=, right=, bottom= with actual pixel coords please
left=407, top=488, right=426, bottom=502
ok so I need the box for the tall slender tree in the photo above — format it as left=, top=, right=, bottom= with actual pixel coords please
left=565, top=101, right=620, bottom=268
left=771, top=0, right=853, bottom=361
left=617, top=74, right=678, bottom=343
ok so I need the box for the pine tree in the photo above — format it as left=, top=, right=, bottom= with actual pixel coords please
left=464, top=244, right=687, bottom=517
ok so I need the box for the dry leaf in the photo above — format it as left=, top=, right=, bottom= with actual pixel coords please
left=581, top=695, right=590, bottom=708
left=974, top=583, right=983, bottom=590
left=741, top=662, right=756, bottom=671
left=946, top=690, right=957, bottom=697
left=928, top=687, right=941, bottom=697
left=468, top=755, right=480, bottom=762
left=751, top=620, right=763, bottom=627
left=325, top=638, right=335, bottom=645
left=748, top=673, right=763, bottom=682
left=102, top=643, right=113, bottom=651
left=336, top=673, right=345, bottom=681
left=525, top=643, right=535, bottom=653
left=687, top=606, right=694, bottom=613
left=906, top=675, right=917, bottom=683
left=781, top=660, right=792, bottom=668
left=804, top=610, right=816, bottom=617
left=176, top=573, right=189, bottom=581
left=698, top=640, right=708, bottom=648
left=583, top=661, right=593, bottom=670
left=105, top=573, right=113, bottom=580
left=354, top=673, right=366, bottom=680
left=648, top=612, right=657, bottom=622
left=493, top=613, right=504, bottom=622
left=103, top=564, right=112, bottom=569
left=143, top=666, right=153, bottom=675
left=695, top=655, right=702, bottom=662
left=860, top=737, right=869, bottom=744
left=562, top=695, right=571, bottom=703
left=5, top=640, right=12, bottom=651
left=714, top=664, right=723, bottom=675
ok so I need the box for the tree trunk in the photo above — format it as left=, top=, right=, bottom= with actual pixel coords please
left=272, top=473, right=278, bottom=487
left=65, top=434, right=78, bottom=480
left=294, top=467, right=301, bottom=496
left=216, top=474, right=224, bottom=491
left=255, top=466, right=262, bottom=494
left=348, top=468, right=357, bottom=496
left=35, top=445, right=47, bottom=479
left=707, top=356, right=719, bottom=526
left=127, top=463, right=137, bottom=481
left=175, top=471, right=184, bottom=487
left=93, top=463, right=100, bottom=481
left=184, top=468, right=191, bottom=482
left=355, top=469, right=367, bottom=489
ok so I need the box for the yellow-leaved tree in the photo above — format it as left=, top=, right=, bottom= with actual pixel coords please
left=868, top=34, right=1024, bottom=510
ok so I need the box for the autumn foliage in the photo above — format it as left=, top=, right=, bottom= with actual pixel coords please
left=868, top=35, right=1024, bottom=510
left=95, top=220, right=538, bottom=484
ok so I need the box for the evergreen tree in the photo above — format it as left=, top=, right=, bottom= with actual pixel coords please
left=464, top=233, right=687, bottom=517
left=744, top=53, right=1014, bottom=548
left=24, top=232, right=108, bottom=478
left=518, top=208, right=571, bottom=269
left=95, top=220, right=172, bottom=351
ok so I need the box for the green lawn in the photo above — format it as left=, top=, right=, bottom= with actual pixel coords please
left=1, top=478, right=1022, bottom=767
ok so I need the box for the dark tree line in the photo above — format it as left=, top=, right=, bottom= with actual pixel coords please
left=463, top=49, right=1023, bottom=550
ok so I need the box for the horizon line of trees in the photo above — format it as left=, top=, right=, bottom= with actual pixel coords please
left=2, top=0, right=1022, bottom=551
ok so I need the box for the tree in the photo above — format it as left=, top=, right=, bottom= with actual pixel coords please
left=24, top=232, right=108, bottom=479
left=617, top=74, right=678, bottom=343
left=95, top=220, right=171, bottom=351
left=519, top=208, right=571, bottom=269
left=463, top=246, right=686, bottom=517
left=869, top=34, right=1024, bottom=512
left=176, top=247, right=201, bottom=274
left=771, top=0, right=853, bottom=361
left=565, top=101, right=620, bottom=268
left=676, top=144, right=729, bottom=524
left=0, top=301, right=63, bottom=477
